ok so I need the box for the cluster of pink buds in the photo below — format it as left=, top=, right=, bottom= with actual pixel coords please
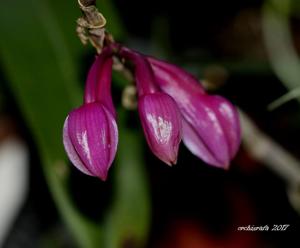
left=63, top=44, right=241, bottom=180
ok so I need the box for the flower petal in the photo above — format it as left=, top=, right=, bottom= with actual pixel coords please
left=181, top=94, right=230, bottom=168
left=149, top=57, right=241, bottom=168
left=148, top=57, right=206, bottom=97
left=66, top=102, right=118, bottom=180
left=84, top=47, right=116, bottom=117
left=182, top=119, right=223, bottom=167
left=208, top=96, right=241, bottom=159
left=63, top=116, right=94, bottom=176
left=138, top=92, right=182, bottom=165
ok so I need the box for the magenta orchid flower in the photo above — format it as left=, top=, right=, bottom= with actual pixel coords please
left=120, top=47, right=182, bottom=165
left=63, top=43, right=241, bottom=180
left=63, top=47, right=118, bottom=180
left=148, top=57, right=241, bottom=169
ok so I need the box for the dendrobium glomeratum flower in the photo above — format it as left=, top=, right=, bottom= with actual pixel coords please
left=148, top=57, right=241, bottom=169
left=63, top=43, right=241, bottom=180
left=119, top=47, right=182, bottom=165
left=63, top=47, right=118, bottom=180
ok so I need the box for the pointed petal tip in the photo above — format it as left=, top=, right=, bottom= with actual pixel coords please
left=163, top=157, right=177, bottom=167
left=171, top=158, right=178, bottom=166
left=97, top=171, right=108, bottom=181
left=206, top=159, right=230, bottom=170
left=170, top=159, right=177, bottom=166
left=217, top=159, right=230, bottom=170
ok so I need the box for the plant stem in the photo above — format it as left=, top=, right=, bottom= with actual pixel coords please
left=79, top=0, right=96, bottom=7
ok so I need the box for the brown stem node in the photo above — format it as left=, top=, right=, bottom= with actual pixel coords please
left=78, top=0, right=96, bottom=8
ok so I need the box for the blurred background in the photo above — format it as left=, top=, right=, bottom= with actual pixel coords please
left=0, top=0, right=300, bottom=247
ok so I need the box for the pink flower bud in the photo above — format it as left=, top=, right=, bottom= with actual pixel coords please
left=63, top=47, right=118, bottom=180
left=138, top=92, right=182, bottom=165
left=119, top=47, right=182, bottom=165
left=149, top=57, right=240, bottom=169
left=63, top=103, right=118, bottom=180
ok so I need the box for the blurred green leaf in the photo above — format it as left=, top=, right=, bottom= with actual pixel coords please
left=0, top=0, right=148, bottom=248
left=0, top=0, right=102, bottom=247
left=263, top=0, right=300, bottom=109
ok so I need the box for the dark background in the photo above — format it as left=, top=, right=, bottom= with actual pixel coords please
left=3, top=0, right=300, bottom=247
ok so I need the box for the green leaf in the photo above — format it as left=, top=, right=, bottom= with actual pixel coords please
left=0, top=0, right=99, bottom=247
left=0, top=0, right=148, bottom=247
left=263, top=0, right=300, bottom=109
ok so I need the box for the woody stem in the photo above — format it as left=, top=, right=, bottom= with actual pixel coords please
left=78, top=0, right=96, bottom=7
